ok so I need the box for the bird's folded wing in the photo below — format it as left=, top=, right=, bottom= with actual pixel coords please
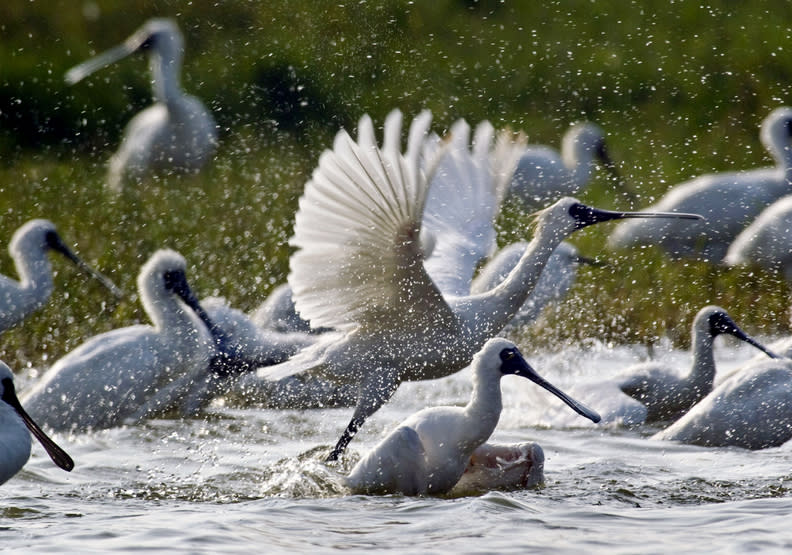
left=288, top=109, right=457, bottom=332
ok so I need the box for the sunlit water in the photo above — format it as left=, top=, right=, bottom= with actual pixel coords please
left=5, top=338, right=792, bottom=553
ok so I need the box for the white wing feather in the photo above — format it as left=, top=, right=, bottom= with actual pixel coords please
left=288, top=109, right=456, bottom=332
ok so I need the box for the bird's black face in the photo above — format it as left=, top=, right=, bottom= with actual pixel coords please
left=708, top=311, right=741, bottom=338
left=499, top=347, right=533, bottom=377
left=497, top=345, right=601, bottom=424
left=707, top=311, right=779, bottom=359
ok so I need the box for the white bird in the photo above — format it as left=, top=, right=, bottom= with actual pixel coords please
left=237, top=109, right=701, bottom=460
left=616, top=305, right=779, bottom=423
left=0, top=219, right=121, bottom=333
left=66, top=18, right=218, bottom=191
left=470, top=241, right=597, bottom=329
left=608, top=107, right=792, bottom=261
left=545, top=305, right=778, bottom=428
left=345, top=338, right=598, bottom=496
left=0, top=362, right=73, bottom=485
left=507, top=122, right=634, bottom=212
left=21, top=249, right=222, bottom=432
left=652, top=357, right=792, bottom=449
left=724, top=194, right=792, bottom=280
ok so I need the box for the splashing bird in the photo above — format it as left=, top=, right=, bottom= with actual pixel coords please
left=345, top=338, right=599, bottom=495
left=237, top=109, right=702, bottom=461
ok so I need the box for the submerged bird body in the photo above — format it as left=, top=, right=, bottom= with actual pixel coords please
left=345, top=338, right=598, bottom=495
left=0, top=363, right=73, bottom=484
left=22, top=249, right=219, bottom=431
left=608, top=107, right=792, bottom=260
left=544, top=306, right=777, bottom=427
left=653, top=358, right=792, bottom=449
left=66, top=18, right=217, bottom=190
left=243, top=109, right=702, bottom=460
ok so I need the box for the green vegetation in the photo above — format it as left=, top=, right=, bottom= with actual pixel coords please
left=1, top=1, right=791, bottom=368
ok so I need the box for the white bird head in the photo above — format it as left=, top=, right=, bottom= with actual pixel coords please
left=537, top=197, right=704, bottom=238
left=0, top=361, right=74, bottom=473
left=65, top=18, right=184, bottom=86
left=477, top=337, right=601, bottom=423
left=697, top=305, right=779, bottom=359
left=10, top=219, right=122, bottom=297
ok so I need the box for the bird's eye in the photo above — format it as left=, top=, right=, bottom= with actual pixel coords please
left=501, top=349, right=516, bottom=361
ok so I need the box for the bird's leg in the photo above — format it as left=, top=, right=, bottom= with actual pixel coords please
left=325, top=370, right=401, bottom=462
left=326, top=415, right=365, bottom=462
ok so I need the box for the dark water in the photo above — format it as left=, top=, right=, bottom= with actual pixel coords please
left=5, top=339, right=792, bottom=553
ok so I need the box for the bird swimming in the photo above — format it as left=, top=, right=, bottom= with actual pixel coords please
left=345, top=338, right=599, bottom=496
left=238, top=108, right=702, bottom=461
left=65, top=18, right=218, bottom=191
left=608, top=107, right=792, bottom=261
left=543, top=305, right=778, bottom=428
left=0, top=362, right=73, bottom=485
left=21, top=249, right=223, bottom=431
left=652, top=356, right=792, bottom=450
left=0, top=219, right=120, bottom=333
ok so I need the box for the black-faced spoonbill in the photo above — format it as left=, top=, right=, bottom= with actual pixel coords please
left=0, top=219, right=121, bottom=333
left=652, top=356, right=792, bottom=449
left=0, top=362, right=73, bottom=485
left=65, top=18, right=218, bottom=191
left=617, top=306, right=779, bottom=423
left=238, top=109, right=702, bottom=461
left=21, top=249, right=222, bottom=432
left=608, top=107, right=792, bottom=261
left=724, top=194, right=792, bottom=280
left=345, top=338, right=599, bottom=496
left=544, top=306, right=778, bottom=428
left=508, top=122, right=635, bottom=212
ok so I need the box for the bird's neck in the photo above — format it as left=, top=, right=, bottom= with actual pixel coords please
left=453, top=225, right=562, bottom=339
left=464, top=372, right=503, bottom=446
left=12, top=247, right=54, bottom=299
left=687, top=330, right=717, bottom=395
left=150, top=51, right=183, bottom=106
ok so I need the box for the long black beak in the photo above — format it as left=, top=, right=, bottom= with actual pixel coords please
left=569, top=202, right=704, bottom=230
left=714, top=314, right=781, bottom=360
left=1, top=377, right=74, bottom=472
left=164, top=270, right=227, bottom=350
left=47, top=232, right=123, bottom=298
left=164, top=270, right=253, bottom=378
left=501, top=349, right=601, bottom=423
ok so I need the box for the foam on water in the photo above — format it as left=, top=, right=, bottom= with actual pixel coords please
left=4, top=341, right=792, bottom=552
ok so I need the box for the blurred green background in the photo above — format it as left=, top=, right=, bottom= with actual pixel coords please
left=1, top=0, right=791, bottom=370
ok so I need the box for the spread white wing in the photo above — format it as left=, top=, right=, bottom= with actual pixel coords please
left=288, top=109, right=457, bottom=333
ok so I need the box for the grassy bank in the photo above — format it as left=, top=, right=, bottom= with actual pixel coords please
left=1, top=1, right=791, bottom=369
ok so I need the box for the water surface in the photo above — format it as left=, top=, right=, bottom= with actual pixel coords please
left=5, top=339, right=792, bottom=553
